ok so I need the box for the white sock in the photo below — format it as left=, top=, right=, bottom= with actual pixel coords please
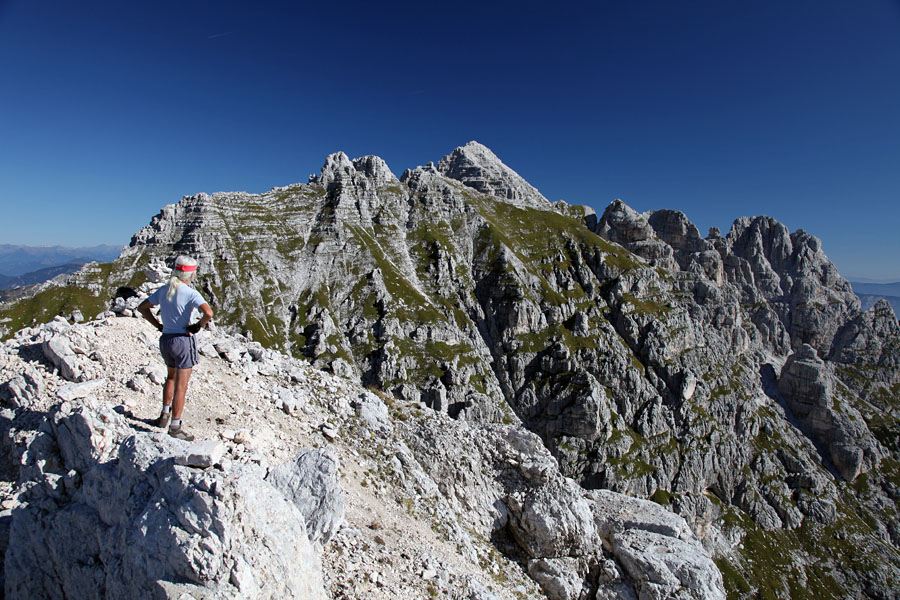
left=171, top=418, right=182, bottom=428
left=162, top=404, right=172, bottom=414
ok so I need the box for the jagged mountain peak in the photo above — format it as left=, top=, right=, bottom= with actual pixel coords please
left=596, top=199, right=657, bottom=244
left=436, top=140, right=550, bottom=209
left=351, top=155, right=398, bottom=185
left=310, top=151, right=398, bottom=189
left=303, top=143, right=550, bottom=209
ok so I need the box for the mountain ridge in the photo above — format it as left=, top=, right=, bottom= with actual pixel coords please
left=0, top=261, right=92, bottom=291
left=1, top=142, right=899, bottom=598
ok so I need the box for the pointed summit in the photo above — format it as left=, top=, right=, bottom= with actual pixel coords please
left=437, top=141, right=550, bottom=210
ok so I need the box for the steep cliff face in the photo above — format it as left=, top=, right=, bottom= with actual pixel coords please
left=6, top=141, right=900, bottom=598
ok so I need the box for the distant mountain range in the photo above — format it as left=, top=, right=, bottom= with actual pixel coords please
left=0, top=262, right=91, bottom=290
left=0, top=244, right=121, bottom=290
left=849, top=281, right=900, bottom=316
left=0, top=244, right=122, bottom=277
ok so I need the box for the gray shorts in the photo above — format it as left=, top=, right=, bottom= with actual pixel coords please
left=159, top=334, right=199, bottom=369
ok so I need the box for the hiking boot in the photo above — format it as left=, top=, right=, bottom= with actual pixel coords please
left=154, top=411, right=171, bottom=428
left=168, top=425, right=195, bottom=442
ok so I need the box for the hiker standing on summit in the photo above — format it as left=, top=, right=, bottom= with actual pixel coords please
left=138, top=255, right=213, bottom=441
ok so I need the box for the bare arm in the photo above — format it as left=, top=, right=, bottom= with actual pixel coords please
left=137, top=299, right=163, bottom=332
left=186, top=303, right=214, bottom=334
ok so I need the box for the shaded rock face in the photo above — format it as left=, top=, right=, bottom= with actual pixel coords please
left=27, top=142, right=900, bottom=598
left=778, top=344, right=883, bottom=481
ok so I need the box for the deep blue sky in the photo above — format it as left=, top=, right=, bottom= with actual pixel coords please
left=1, top=1, right=898, bottom=279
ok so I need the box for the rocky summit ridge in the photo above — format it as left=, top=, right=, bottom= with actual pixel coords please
left=1, top=312, right=723, bottom=599
left=1, top=142, right=900, bottom=598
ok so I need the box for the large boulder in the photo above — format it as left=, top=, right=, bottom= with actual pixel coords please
left=3, top=399, right=328, bottom=599
left=265, top=447, right=345, bottom=545
left=589, top=490, right=725, bottom=600
left=506, top=477, right=601, bottom=559
left=42, top=336, right=82, bottom=382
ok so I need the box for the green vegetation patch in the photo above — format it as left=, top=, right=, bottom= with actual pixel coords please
left=347, top=224, right=446, bottom=324
left=0, top=285, right=109, bottom=338
left=243, top=314, right=279, bottom=349
left=471, top=197, right=640, bottom=303
left=515, top=322, right=603, bottom=355
left=620, top=292, right=672, bottom=318
left=387, top=337, right=477, bottom=383
left=715, top=492, right=900, bottom=600
left=650, top=488, right=673, bottom=506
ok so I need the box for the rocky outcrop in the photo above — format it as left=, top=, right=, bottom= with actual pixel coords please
left=0, top=312, right=731, bottom=600
left=647, top=209, right=724, bottom=284
left=399, top=410, right=725, bottom=600
left=42, top=335, right=83, bottom=381
left=778, top=344, right=884, bottom=481
left=831, top=299, right=900, bottom=385
left=3, top=399, right=328, bottom=599
left=594, top=200, right=676, bottom=269
left=720, top=217, right=859, bottom=356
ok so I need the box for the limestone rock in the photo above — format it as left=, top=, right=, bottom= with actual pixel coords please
left=506, top=478, right=600, bottom=559
left=437, top=141, right=550, bottom=210
left=594, top=200, right=675, bottom=269
left=646, top=209, right=722, bottom=283
left=527, top=557, right=587, bottom=600
left=3, top=402, right=327, bottom=599
left=174, top=439, right=227, bottom=468
left=723, top=216, right=859, bottom=356
left=830, top=298, right=900, bottom=390
left=55, top=378, right=106, bottom=402
left=42, top=336, right=82, bottom=381
left=139, top=363, right=168, bottom=385
left=265, top=447, right=345, bottom=545
left=589, top=489, right=690, bottom=540
left=610, top=529, right=724, bottom=600
left=1, top=364, right=43, bottom=407
left=778, top=345, right=883, bottom=481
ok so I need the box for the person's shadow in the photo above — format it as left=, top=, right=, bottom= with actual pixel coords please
left=113, top=404, right=164, bottom=433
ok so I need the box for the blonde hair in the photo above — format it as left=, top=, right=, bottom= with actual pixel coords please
left=165, top=255, right=198, bottom=302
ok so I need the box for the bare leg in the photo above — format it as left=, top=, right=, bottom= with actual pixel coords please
left=162, top=367, right=176, bottom=407
left=172, top=367, right=193, bottom=420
